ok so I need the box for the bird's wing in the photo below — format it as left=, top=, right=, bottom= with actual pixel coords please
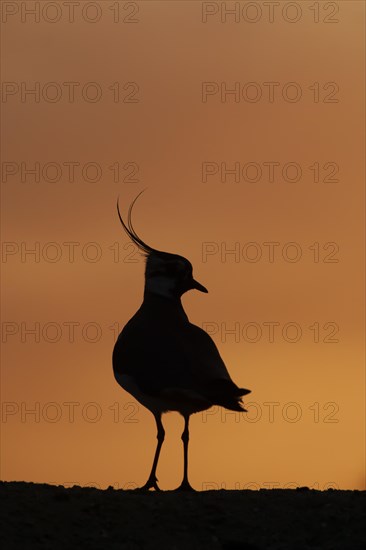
left=179, top=323, right=249, bottom=400
left=113, top=317, right=248, bottom=400
left=181, top=323, right=232, bottom=380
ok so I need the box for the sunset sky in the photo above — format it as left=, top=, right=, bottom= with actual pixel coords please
left=1, top=0, right=365, bottom=491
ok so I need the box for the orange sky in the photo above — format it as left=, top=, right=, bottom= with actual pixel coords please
left=1, top=0, right=365, bottom=491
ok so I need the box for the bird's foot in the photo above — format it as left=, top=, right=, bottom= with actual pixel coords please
left=174, top=480, right=195, bottom=492
left=136, top=478, right=161, bottom=492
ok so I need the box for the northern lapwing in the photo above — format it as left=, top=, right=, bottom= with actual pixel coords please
left=112, top=192, right=251, bottom=491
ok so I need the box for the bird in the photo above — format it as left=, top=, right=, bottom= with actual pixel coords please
left=112, top=192, right=251, bottom=491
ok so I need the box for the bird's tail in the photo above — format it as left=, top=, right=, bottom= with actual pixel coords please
left=210, top=380, right=251, bottom=412
left=215, top=396, right=250, bottom=412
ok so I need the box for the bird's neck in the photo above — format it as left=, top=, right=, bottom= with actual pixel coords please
left=142, top=290, right=188, bottom=320
left=144, top=277, right=179, bottom=301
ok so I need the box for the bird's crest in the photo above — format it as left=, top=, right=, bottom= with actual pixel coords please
left=116, top=191, right=188, bottom=263
left=116, top=190, right=160, bottom=257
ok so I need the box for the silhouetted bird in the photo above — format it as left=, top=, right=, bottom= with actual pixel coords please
left=112, top=192, right=251, bottom=491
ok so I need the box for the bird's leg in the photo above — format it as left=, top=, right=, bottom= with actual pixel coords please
left=176, top=414, right=195, bottom=491
left=138, top=413, right=165, bottom=491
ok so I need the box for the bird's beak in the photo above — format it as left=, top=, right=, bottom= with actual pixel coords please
left=191, top=278, right=208, bottom=293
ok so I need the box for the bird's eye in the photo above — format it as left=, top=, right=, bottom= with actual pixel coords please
left=165, top=261, right=188, bottom=277
left=166, top=263, right=181, bottom=274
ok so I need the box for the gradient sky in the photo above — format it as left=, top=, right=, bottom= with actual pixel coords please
left=1, top=0, right=365, bottom=491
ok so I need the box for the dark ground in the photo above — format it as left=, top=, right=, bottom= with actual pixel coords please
left=0, top=482, right=365, bottom=549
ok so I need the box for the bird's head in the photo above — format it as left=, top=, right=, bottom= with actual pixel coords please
left=117, top=192, right=208, bottom=299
